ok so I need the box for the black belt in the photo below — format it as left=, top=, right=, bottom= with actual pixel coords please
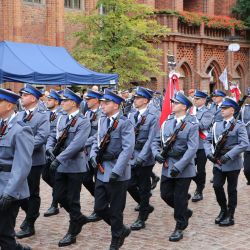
left=167, top=150, right=185, bottom=158
left=102, top=152, right=119, bottom=161
left=134, top=142, right=144, bottom=150
left=0, top=164, right=12, bottom=172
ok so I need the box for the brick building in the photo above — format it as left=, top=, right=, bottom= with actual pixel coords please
left=0, top=0, right=249, bottom=93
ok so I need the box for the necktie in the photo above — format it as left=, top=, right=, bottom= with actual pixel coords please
left=0, top=120, right=7, bottom=135
left=23, top=111, right=28, bottom=121
left=223, top=121, right=227, bottom=129
left=134, top=111, right=140, bottom=123
left=66, top=115, right=70, bottom=124
left=173, top=119, right=177, bottom=128
left=107, top=118, right=111, bottom=127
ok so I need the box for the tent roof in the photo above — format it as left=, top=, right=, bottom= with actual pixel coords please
left=0, top=41, right=118, bottom=85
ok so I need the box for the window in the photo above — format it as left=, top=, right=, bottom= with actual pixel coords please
left=203, top=0, right=208, bottom=13
left=24, top=0, right=42, bottom=3
left=64, top=0, right=81, bottom=9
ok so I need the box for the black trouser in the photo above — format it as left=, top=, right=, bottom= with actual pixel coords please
left=243, top=151, right=250, bottom=183
left=21, top=165, right=44, bottom=223
left=0, top=201, right=19, bottom=250
left=128, top=165, right=153, bottom=220
left=160, top=175, right=191, bottom=230
left=82, top=161, right=95, bottom=197
left=193, top=149, right=207, bottom=192
left=53, top=172, right=84, bottom=222
left=94, top=179, right=128, bottom=238
left=213, top=167, right=240, bottom=214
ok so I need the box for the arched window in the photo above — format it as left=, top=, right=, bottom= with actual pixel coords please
left=24, top=0, right=43, bottom=3
left=64, top=0, right=83, bottom=9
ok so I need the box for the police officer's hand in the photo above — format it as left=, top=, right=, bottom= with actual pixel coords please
left=219, top=155, right=230, bottom=164
left=50, top=159, right=60, bottom=172
left=46, top=149, right=55, bottom=162
left=155, top=153, right=165, bottom=164
left=170, top=167, right=180, bottom=178
left=109, top=172, right=120, bottom=183
left=134, top=158, right=144, bottom=168
left=0, top=194, right=16, bottom=211
left=207, top=154, right=217, bottom=163
left=90, top=157, right=98, bottom=169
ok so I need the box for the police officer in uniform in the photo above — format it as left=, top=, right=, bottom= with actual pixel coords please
left=46, top=88, right=91, bottom=247
left=152, top=92, right=199, bottom=242
left=210, top=90, right=226, bottom=122
left=191, top=90, right=213, bottom=202
left=43, top=89, right=63, bottom=217
left=16, top=84, right=50, bottom=239
left=0, top=89, right=34, bottom=250
left=128, top=87, right=158, bottom=231
left=83, top=90, right=103, bottom=222
left=90, top=89, right=135, bottom=250
left=205, top=98, right=248, bottom=226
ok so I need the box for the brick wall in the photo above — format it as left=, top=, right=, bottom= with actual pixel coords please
left=137, top=0, right=155, bottom=8
left=155, top=0, right=183, bottom=11
left=183, top=0, right=203, bottom=13
left=214, top=0, right=237, bottom=16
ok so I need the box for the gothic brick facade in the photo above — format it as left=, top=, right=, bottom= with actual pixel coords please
left=0, top=0, right=249, bottom=93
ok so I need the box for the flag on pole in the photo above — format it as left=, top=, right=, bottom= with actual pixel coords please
left=208, top=67, right=214, bottom=82
left=159, top=73, right=180, bottom=126
left=230, top=82, right=241, bottom=102
left=219, top=68, right=228, bottom=90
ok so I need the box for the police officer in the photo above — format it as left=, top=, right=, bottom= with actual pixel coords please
left=83, top=89, right=103, bottom=222
left=127, top=87, right=158, bottom=231
left=43, top=89, right=63, bottom=217
left=191, top=90, right=213, bottom=202
left=16, top=84, right=50, bottom=239
left=152, top=91, right=199, bottom=242
left=210, top=90, right=226, bottom=122
left=205, top=98, right=248, bottom=226
left=46, top=88, right=91, bottom=247
left=242, top=95, right=250, bottom=184
left=90, top=89, right=135, bottom=250
left=0, top=89, right=34, bottom=250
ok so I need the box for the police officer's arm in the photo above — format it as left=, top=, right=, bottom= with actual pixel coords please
left=137, top=116, right=158, bottom=161
left=4, top=127, right=34, bottom=199
left=34, top=114, right=50, bottom=150
left=204, top=128, right=213, bottom=156
left=225, top=122, right=249, bottom=160
left=151, top=124, right=162, bottom=157
left=46, top=126, right=57, bottom=150
left=56, top=119, right=91, bottom=164
left=174, top=123, right=199, bottom=173
left=112, top=119, right=135, bottom=176
left=199, top=110, right=213, bottom=130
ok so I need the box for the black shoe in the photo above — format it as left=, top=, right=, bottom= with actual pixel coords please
left=16, top=225, right=35, bottom=239
left=144, top=204, right=154, bottom=221
left=73, top=215, right=89, bottom=236
left=130, top=219, right=145, bottom=231
left=58, top=233, right=76, bottom=247
left=20, top=219, right=28, bottom=230
left=16, top=242, right=32, bottom=250
left=215, top=209, right=227, bottom=224
left=169, top=229, right=183, bottom=242
left=187, top=208, right=193, bottom=218
left=44, top=206, right=59, bottom=217
left=192, top=191, right=203, bottom=202
left=219, top=216, right=234, bottom=227
left=119, top=225, right=131, bottom=247
left=109, top=236, right=120, bottom=250
left=87, top=211, right=102, bottom=223
left=151, top=175, right=160, bottom=190
left=134, top=204, right=140, bottom=211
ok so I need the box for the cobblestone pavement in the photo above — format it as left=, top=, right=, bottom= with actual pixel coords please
left=16, top=163, right=250, bottom=250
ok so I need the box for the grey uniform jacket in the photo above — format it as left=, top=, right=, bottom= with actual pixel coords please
left=90, top=113, right=135, bottom=182
left=210, top=103, right=223, bottom=122
left=204, top=119, right=249, bottom=172
left=46, top=107, right=64, bottom=134
left=242, top=104, right=250, bottom=151
left=151, top=115, right=199, bottom=178
left=128, top=107, right=158, bottom=167
left=17, top=108, right=50, bottom=166
left=0, top=115, right=34, bottom=199
left=46, top=112, right=91, bottom=173
left=195, top=106, right=213, bottom=149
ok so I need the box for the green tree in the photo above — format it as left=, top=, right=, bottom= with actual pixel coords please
left=67, top=0, right=170, bottom=86
left=232, top=0, right=250, bottom=27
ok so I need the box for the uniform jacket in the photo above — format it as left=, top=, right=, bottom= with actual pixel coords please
left=46, top=107, right=64, bottom=134
left=46, top=112, right=91, bottom=173
left=210, top=102, right=223, bottom=122
left=204, top=119, right=249, bottom=172
left=242, top=104, right=250, bottom=151
left=0, top=115, right=34, bottom=199
left=17, top=107, right=50, bottom=166
left=90, top=113, right=135, bottom=182
left=128, top=107, right=158, bottom=167
left=151, top=115, right=199, bottom=178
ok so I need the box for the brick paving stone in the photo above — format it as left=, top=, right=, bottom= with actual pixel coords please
left=16, top=162, right=250, bottom=250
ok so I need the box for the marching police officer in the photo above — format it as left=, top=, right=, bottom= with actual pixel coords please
left=205, top=98, right=248, bottom=226
left=191, top=90, right=213, bottom=202
left=127, top=87, right=158, bottom=231
left=90, top=89, right=135, bottom=250
left=83, top=90, right=103, bottom=222
left=46, top=88, right=91, bottom=247
left=0, top=89, right=34, bottom=250
left=16, top=84, right=50, bottom=239
left=210, top=90, right=226, bottom=122
left=152, top=91, right=199, bottom=242
left=43, top=89, right=63, bottom=217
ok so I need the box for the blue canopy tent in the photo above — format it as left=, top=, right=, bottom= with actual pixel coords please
left=0, top=41, right=118, bottom=85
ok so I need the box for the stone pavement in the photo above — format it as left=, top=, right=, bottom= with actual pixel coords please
left=16, top=163, right=250, bottom=250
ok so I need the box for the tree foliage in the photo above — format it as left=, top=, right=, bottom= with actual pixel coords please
left=232, top=0, right=250, bottom=27
left=67, top=0, right=170, bottom=86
